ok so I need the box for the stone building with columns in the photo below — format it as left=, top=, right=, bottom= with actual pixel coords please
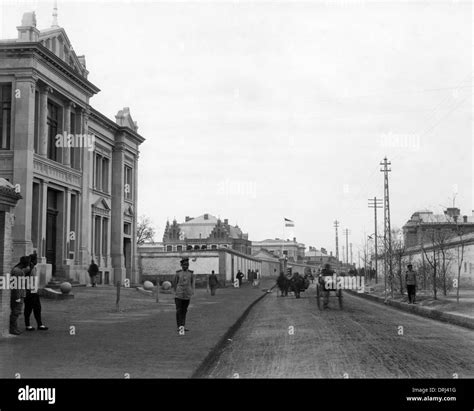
left=0, top=12, right=145, bottom=285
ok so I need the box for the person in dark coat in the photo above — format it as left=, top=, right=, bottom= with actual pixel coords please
left=24, top=252, right=48, bottom=331
left=88, top=260, right=99, bottom=287
left=319, top=263, right=335, bottom=308
left=236, top=270, right=244, bottom=287
left=208, top=270, right=220, bottom=296
left=276, top=271, right=289, bottom=297
left=10, top=256, right=31, bottom=335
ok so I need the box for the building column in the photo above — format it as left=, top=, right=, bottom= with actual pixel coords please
left=38, top=85, right=52, bottom=158
left=111, top=138, right=126, bottom=283
left=131, top=154, right=139, bottom=284
left=79, top=108, right=91, bottom=268
left=64, top=187, right=71, bottom=262
left=63, top=101, right=73, bottom=167
left=38, top=180, right=48, bottom=263
left=12, top=77, right=36, bottom=260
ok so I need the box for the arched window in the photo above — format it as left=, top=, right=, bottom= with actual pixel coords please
left=211, top=245, right=217, bottom=250
left=194, top=245, right=200, bottom=250
left=166, top=245, right=172, bottom=252
left=187, top=245, right=193, bottom=251
left=201, top=245, right=207, bottom=250
left=177, top=245, right=182, bottom=252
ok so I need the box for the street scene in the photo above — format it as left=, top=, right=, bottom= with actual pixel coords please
left=0, top=0, right=473, bottom=407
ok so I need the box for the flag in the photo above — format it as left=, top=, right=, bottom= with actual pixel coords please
left=284, top=218, right=294, bottom=227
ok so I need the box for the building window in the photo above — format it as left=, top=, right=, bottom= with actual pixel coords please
left=94, top=154, right=110, bottom=193
left=102, top=157, right=109, bottom=193
left=94, top=215, right=101, bottom=256
left=102, top=218, right=108, bottom=257
left=70, top=111, right=81, bottom=170
left=124, top=166, right=133, bottom=200
left=166, top=245, right=172, bottom=252
left=124, top=223, right=131, bottom=235
left=0, top=84, right=12, bottom=149
left=177, top=245, right=183, bottom=252
left=211, top=245, right=217, bottom=250
left=47, top=102, right=60, bottom=161
left=69, top=193, right=77, bottom=259
left=201, top=245, right=207, bottom=250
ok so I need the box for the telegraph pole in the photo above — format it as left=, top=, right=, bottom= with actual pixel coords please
left=343, top=229, right=351, bottom=264
left=368, top=197, right=383, bottom=284
left=380, top=157, right=393, bottom=298
left=334, top=220, right=340, bottom=262
left=350, top=242, right=353, bottom=265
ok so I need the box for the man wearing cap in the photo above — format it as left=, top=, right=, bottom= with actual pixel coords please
left=173, top=257, right=195, bottom=335
left=405, top=264, right=417, bottom=304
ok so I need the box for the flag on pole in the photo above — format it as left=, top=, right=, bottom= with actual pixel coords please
left=284, top=218, right=294, bottom=227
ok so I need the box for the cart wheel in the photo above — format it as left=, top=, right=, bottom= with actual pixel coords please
left=316, top=284, right=322, bottom=310
left=338, top=289, right=343, bottom=309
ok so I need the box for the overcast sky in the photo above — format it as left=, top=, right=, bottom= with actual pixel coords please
left=1, top=0, right=472, bottom=260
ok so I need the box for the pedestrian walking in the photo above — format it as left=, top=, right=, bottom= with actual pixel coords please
left=10, top=256, right=31, bottom=335
left=173, top=257, right=195, bottom=334
left=88, top=260, right=99, bottom=287
left=24, top=252, right=48, bottom=331
left=253, top=269, right=260, bottom=287
left=406, top=264, right=417, bottom=304
left=236, top=270, right=244, bottom=287
left=208, top=270, right=220, bottom=296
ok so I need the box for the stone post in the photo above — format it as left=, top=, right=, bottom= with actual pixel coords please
left=0, top=179, right=23, bottom=338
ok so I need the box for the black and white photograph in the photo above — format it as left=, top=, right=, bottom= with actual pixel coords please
left=0, top=0, right=472, bottom=408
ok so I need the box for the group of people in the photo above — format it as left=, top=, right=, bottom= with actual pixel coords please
left=276, top=271, right=310, bottom=299
left=9, top=252, right=48, bottom=335
left=235, top=269, right=260, bottom=287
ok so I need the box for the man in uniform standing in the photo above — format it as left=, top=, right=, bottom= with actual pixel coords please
left=173, top=257, right=195, bottom=335
left=405, top=263, right=417, bottom=304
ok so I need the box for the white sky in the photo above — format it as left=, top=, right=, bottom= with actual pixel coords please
left=1, top=0, right=472, bottom=260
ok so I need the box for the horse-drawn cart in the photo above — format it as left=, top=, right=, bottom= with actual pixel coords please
left=316, top=274, right=343, bottom=310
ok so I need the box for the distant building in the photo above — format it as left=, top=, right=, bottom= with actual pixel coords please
left=162, top=213, right=251, bottom=254
left=304, top=246, right=339, bottom=269
left=251, top=238, right=305, bottom=262
left=403, top=208, right=474, bottom=248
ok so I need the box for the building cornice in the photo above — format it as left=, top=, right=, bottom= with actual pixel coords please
left=0, top=42, right=100, bottom=95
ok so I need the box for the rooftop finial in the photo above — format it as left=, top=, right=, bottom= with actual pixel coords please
left=52, top=0, right=59, bottom=27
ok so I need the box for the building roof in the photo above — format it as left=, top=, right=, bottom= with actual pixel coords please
left=175, top=214, right=245, bottom=240
left=252, top=239, right=305, bottom=248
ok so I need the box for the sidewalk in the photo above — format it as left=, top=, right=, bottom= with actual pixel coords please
left=347, top=282, right=474, bottom=330
left=0, top=278, right=275, bottom=378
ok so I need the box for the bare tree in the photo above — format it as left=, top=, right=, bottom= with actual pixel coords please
left=455, top=226, right=465, bottom=303
left=137, top=215, right=156, bottom=245
left=391, top=228, right=406, bottom=295
left=421, top=226, right=455, bottom=299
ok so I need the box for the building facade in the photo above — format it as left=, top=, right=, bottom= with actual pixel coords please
left=0, top=12, right=145, bottom=285
left=251, top=238, right=305, bottom=262
left=403, top=208, right=474, bottom=248
left=162, top=213, right=251, bottom=255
